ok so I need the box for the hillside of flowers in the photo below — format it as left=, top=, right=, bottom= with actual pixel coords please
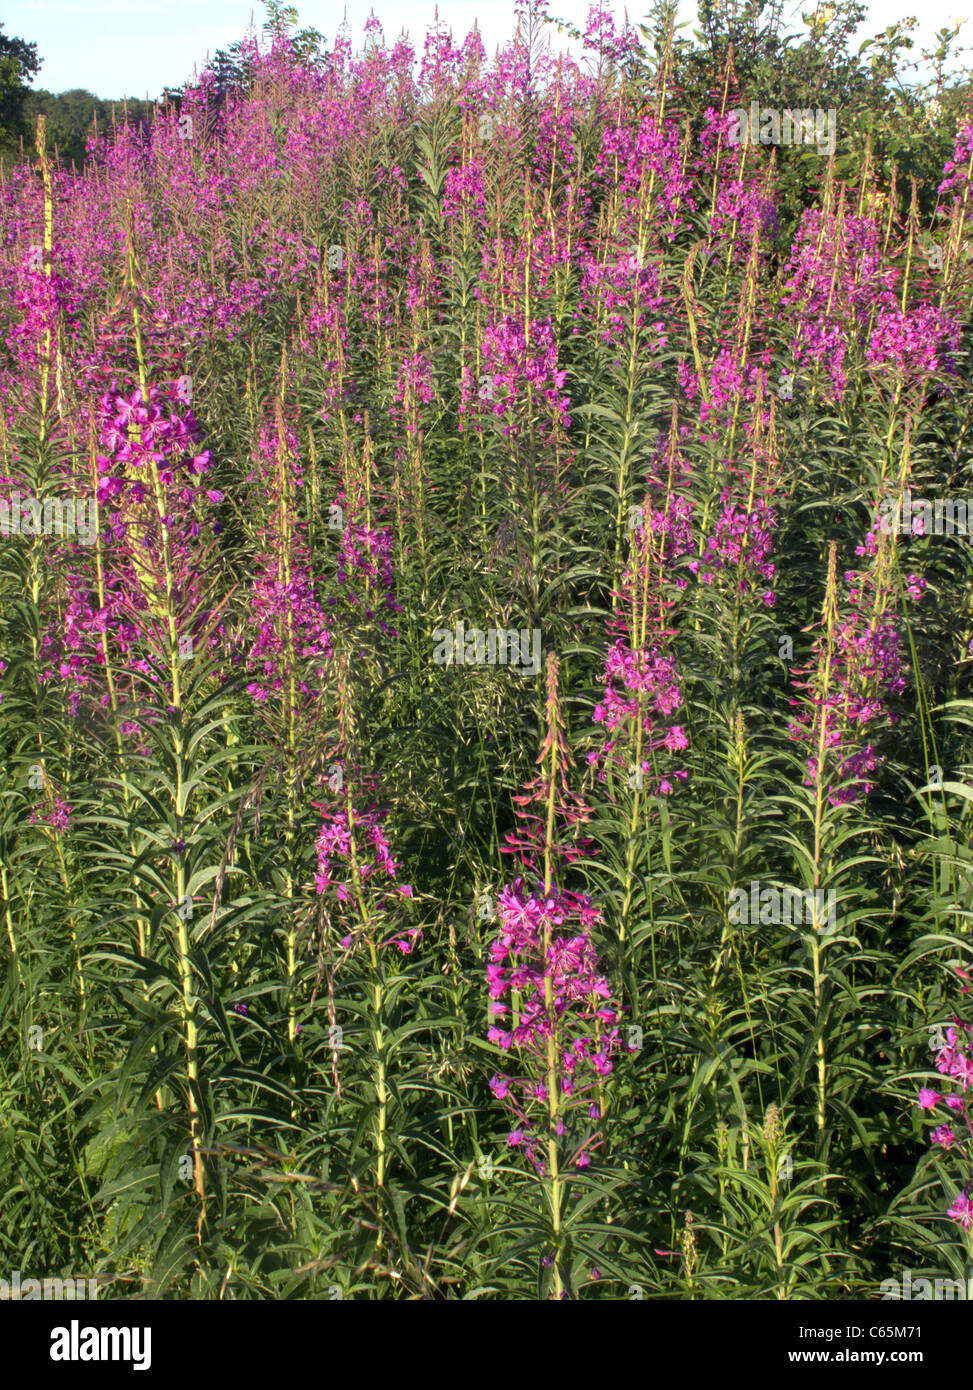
left=1, top=1, right=973, bottom=1299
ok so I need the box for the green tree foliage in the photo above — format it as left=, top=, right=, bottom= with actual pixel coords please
left=0, top=23, right=41, bottom=164
left=628, top=0, right=973, bottom=221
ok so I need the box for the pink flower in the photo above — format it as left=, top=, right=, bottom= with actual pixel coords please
left=947, top=1191, right=973, bottom=1229
left=950, top=1053, right=973, bottom=1090
left=486, top=879, right=624, bottom=1175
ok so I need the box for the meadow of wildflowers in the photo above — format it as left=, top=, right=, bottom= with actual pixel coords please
left=1, top=0, right=972, bottom=1302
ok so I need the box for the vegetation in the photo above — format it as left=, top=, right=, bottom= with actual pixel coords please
left=1, top=0, right=972, bottom=1300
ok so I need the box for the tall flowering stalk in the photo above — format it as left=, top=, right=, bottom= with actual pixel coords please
left=786, top=545, right=841, bottom=1141
left=782, top=539, right=912, bottom=1144
left=917, top=970, right=973, bottom=1252
left=488, top=654, right=625, bottom=1297
left=33, top=116, right=61, bottom=440
left=589, top=491, right=689, bottom=800
left=788, top=521, right=920, bottom=808
left=243, top=398, right=333, bottom=1046
left=312, top=653, right=415, bottom=1251
left=938, top=124, right=973, bottom=290
left=26, top=768, right=86, bottom=1022
left=579, top=82, right=687, bottom=600
left=587, top=459, right=690, bottom=978
left=95, top=214, right=217, bottom=1233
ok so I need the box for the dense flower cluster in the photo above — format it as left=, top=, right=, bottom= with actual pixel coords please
left=593, top=108, right=694, bottom=235
left=575, top=248, right=668, bottom=349
left=465, top=316, right=570, bottom=439
left=38, top=377, right=220, bottom=725
left=442, top=160, right=487, bottom=222
left=392, top=352, right=436, bottom=427
left=2, top=252, right=79, bottom=386
left=590, top=641, right=688, bottom=791
left=788, top=531, right=917, bottom=805
left=28, top=794, right=71, bottom=835
left=587, top=479, right=691, bottom=794
left=697, top=108, right=779, bottom=248
left=581, top=2, right=640, bottom=64
left=938, top=124, right=973, bottom=197
left=487, top=879, right=626, bottom=1171
left=692, top=487, right=776, bottom=603
left=917, top=974, right=973, bottom=1231
left=867, top=304, right=960, bottom=379
left=488, top=657, right=626, bottom=1183
left=781, top=210, right=897, bottom=400
left=780, top=200, right=962, bottom=402
left=39, top=568, right=144, bottom=712
left=93, top=382, right=220, bottom=534
left=334, top=522, right=401, bottom=631
left=313, top=804, right=417, bottom=953
left=245, top=548, right=333, bottom=705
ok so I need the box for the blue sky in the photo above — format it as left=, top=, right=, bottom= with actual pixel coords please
left=7, top=0, right=970, bottom=98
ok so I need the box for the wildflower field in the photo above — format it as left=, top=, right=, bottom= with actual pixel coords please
left=2, top=0, right=973, bottom=1302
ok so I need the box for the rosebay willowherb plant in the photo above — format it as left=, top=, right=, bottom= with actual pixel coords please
left=485, top=655, right=634, bottom=1296
left=1, top=0, right=973, bottom=1298
left=917, top=972, right=973, bottom=1240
